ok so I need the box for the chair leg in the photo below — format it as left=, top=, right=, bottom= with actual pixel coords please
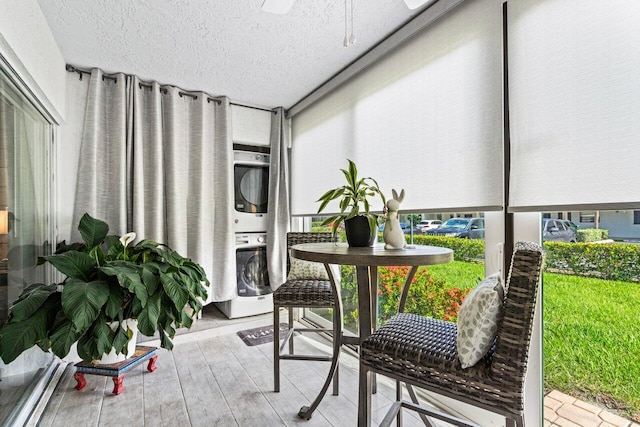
left=274, top=305, right=280, bottom=392
left=288, top=307, right=294, bottom=355
left=506, top=416, right=522, bottom=427
left=358, top=362, right=372, bottom=426
left=332, top=363, right=339, bottom=396
left=395, top=380, right=402, bottom=427
left=406, top=384, right=433, bottom=426
left=332, top=306, right=340, bottom=396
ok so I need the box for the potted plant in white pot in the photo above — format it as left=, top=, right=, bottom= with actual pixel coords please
left=0, top=213, right=209, bottom=364
left=317, top=159, right=386, bottom=247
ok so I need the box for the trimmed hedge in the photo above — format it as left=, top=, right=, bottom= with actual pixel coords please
left=576, top=228, right=609, bottom=242
left=407, top=235, right=485, bottom=262
left=544, top=241, right=640, bottom=282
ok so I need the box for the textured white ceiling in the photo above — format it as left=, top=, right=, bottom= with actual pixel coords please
left=36, top=0, right=430, bottom=109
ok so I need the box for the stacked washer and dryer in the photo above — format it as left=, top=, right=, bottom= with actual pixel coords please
left=215, top=148, right=274, bottom=318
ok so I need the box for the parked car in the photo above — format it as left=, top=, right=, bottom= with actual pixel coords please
left=542, top=219, right=577, bottom=242
left=402, top=223, right=421, bottom=235
left=423, top=217, right=484, bottom=239
left=377, top=222, right=419, bottom=234
left=543, top=219, right=577, bottom=242
left=559, top=219, right=579, bottom=234
left=416, top=219, right=442, bottom=233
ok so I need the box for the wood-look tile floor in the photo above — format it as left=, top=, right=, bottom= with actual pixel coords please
left=37, top=315, right=425, bottom=427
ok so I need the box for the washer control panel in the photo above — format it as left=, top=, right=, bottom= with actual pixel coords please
left=235, top=232, right=267, bottom=246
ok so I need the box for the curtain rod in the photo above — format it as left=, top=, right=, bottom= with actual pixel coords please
left=137, top=80, right=222, bottom=104
left=66, top=64, right=277, bottom=114
left=230, top=102, right=277, bottom=114
left=67, top=64, right=117, bottom=82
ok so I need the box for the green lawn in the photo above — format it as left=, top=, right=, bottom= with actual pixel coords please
left=543, top=272, right=640, bottom=420
left=425, top=260, right=485, bottom=290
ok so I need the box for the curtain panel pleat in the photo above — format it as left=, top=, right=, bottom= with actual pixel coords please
left=266, top=108, right=290, bottom=289
left=210, top=98, right=236, bottom=301
left=131, top=77, right=165, bottom=242
left=72, top=70, right=129, bottom=239
left=508, top=0, right=640, bottom=212
left=73, top=70, right=236, bottom=302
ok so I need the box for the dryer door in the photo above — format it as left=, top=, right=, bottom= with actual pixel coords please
left=234, top=164, right=269, bottom=214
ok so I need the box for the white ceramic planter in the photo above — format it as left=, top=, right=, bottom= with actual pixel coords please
left=98, top=319, right=138, bottom=365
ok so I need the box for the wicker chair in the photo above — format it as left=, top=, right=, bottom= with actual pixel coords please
left=273, top=232, right=341, bottom=420
left=358, top=242, right=544, bottom=427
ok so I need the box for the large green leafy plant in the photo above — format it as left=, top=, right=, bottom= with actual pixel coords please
left=0, top=213, right=209, bottom=364
left=316, top=159, right=386, bottom=236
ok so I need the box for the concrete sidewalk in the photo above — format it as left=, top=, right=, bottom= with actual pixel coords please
left=545, top=390, right=640, bottom=427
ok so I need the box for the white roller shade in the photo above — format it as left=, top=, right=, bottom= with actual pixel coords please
left=509, top=0, right=640, bottom=212
left=291, top=0, right=504, bottom=216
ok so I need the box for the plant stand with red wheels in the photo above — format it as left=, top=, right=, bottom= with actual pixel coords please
left=74, top=346, right=158, bottom=395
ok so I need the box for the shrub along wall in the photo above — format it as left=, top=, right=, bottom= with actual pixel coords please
left=544, top=241, right=640, bottom=282
left=408, top=235, right=485, bottom=262
left=576, top=228, right=609, bottom=242
left=409, top=236, right=640, bottom=283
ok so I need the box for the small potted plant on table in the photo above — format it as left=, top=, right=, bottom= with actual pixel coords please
left=0, top=213, right=209, bottom=365
left=317, top=159, right=386, bottom=247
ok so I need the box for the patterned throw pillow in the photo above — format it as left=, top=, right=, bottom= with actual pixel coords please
left=456, top=273, right=504, bottom=369
left=287, top=256, right=329, bottom=281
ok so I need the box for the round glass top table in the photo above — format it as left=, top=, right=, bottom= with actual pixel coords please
left=290, top=242, right=454, bottom=425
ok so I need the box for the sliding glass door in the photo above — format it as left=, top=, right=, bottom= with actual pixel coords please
left=0, top=65, right=55, bottom=425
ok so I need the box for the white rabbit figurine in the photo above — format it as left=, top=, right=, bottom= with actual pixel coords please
left=383, top=189, right=406, bottom=250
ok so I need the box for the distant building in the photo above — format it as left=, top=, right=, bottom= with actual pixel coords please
left=544, top=210, right=640, bottom=241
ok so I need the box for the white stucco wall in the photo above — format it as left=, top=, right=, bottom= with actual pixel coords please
left=0, top=0, right=66, bottom=122
left=600, top=211, right=640, bottom=239
left=582, top=211, right=640, bottom=240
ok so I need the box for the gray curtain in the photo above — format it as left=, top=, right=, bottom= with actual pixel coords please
left=208, top=98, right=236, bottom=301
left=73, top=70, right=236, bottom=302
left=72, top=70, right=128, bottom=239
left=266, top=108, right=290, bottom=289
left=158, top=88, right=235, bottom=301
